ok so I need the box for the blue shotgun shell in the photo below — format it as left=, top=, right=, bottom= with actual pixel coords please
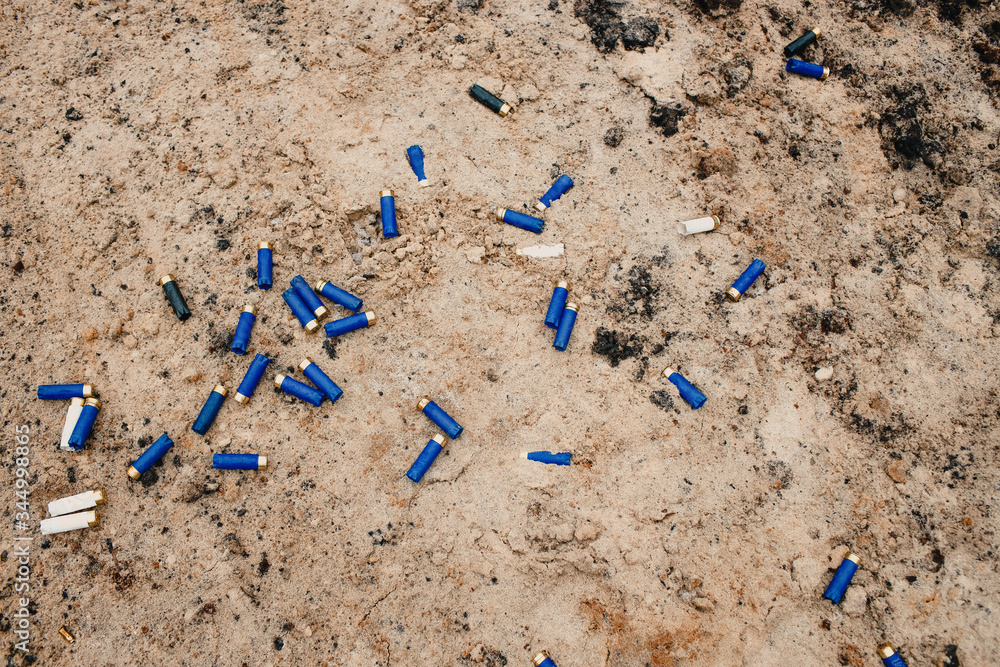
left=213, top=453, right=267, bottom=470
left=315, top=280, right=363, bottom=313
left=274, top=374, right=325, bottom=407
left=258, top=242, right=273, bottom=290
left=663, top=367, right=707, bottom=409
left=553, top=303, right=579, bottom=351
left=786, top=58, right=829, bottom=80
left=291, top=274, right=329, bottom=321
left=496, top=207, right=544, bottom=234
left=380, top=189, right=398, bottom=238
left=727, top=258, right=767, bottom=302
left=192, top=384, right=227, bottom=435
left=544, top=281, right=569, bottom=329
left=230, top=305, right=257, bottom=355
left=282, top=288, right=321, bottom=333
left=38, top=383, right=94, bottom=400
left=878, top=644, right=908, bottom=667
left=67, top=398, right=101, bottom=450
left=325, top=311, right=377, bottom=338
left=522, top=451, right=571, bottom=466
left=406, top=145, right=430, bottom=188
left=533, top=650, right=558, bottom=667
left=406, top=433, right=446, bottom=482
left=128, top=432, right=173, bottom=480
left=823, top=552, right=860, bottom=604
left=418, top=398, right=463, bottom=439
left=235, top=353, right=271, bottom=404
left=536, top=174, right=574, bottom=211
left=299, top=357, right=343, bottom=403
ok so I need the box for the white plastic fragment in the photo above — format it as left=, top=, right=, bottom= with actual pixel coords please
left=516, top=243, right=564, bottom=258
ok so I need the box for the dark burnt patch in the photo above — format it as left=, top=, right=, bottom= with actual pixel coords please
left=592, top=327, right=644, bottom=366
left=877, top=84, right=943, bottom=170
left=693, top=0, right=742, bottom=16
left=649, top=390, right=675, bottom=411
left=880, top=0, right=916, bottom=17
left=621, top=17, right=660, bottom=51
left=625, top=265, right=660, bottom=319
left=648, top=100, right=687, bottom=137
left=574, top=0, right=627, bottom=52
left=934, top=0, right=983, bottom=24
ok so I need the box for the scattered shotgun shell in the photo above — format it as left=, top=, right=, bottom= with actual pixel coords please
left=235, top=353, right=271, bottom=404
left=544, top=281, right=569, bottom=329
left=406, top=433, right=446, bottom=482
left=662, top=367, right=707, bottom=409
left=316, top=280, right=363, bottom=312
left=159, top=274, right=191, bottom=321
left=47, top=488, right=107, bottom=517
left=553, top=303, right=579, bottom=351
left=274, top=374, right=325, bottom=407
left=496, top=208, right=545, bottom=234
left=213, top=453, right=267, bottom=470
left=784, top=26, right=821, bottom=57
left=418, top=398, right=463, bottom=439
left=59, top=627, right=75, bottom=644
left=822, top=552, right=860, bottom=604
left=407, top=145, right=430, bottom=188
left=230, top=305, right=257, bottom=355
left=67, top=398, right=101, bottom=450
left=291, top=274, right=329, bottom=321
left=533, top=650, right=558, bottom=667
left=877, top=644, right=908, bottom=667
left=299, top=358, right=344, bottom=403
left=282, top=288, right=320, bottom=333
left=38, top=383, right=94, bottom=400
left=469, top=83, right=511, bottom=117
left=257, top=241, right=273, bottom=290
left=677, top=215, right=720, bottom=236
left=192, top=384, right=228, bottom=435
left=60, top=398, right=86, bottom=451
left=380, top=189, right=398, bottom=238
left=325, top=311, right=377, bottom=338
left=535, top=174, right=574, bottom=211
left=128, top=432, right=174, bottom=480
left=727, top=258, right=766, bottom=301
left=40, top=510, right=99, bottom=536
left=521, top=451, right=571, bottom=466
left=785, top=58, right=829, bottom=80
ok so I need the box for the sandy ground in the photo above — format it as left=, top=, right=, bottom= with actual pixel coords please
left=2, top=0, right=999, bottom=664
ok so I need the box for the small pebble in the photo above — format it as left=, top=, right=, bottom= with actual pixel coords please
left=814, top=367, right=834, bottom=381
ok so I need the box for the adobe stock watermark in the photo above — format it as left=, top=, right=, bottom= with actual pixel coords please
left=12, top=424, right=32, bottom=653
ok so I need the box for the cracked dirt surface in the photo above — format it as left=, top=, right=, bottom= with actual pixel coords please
left=1, top=0, right=999, bottom=664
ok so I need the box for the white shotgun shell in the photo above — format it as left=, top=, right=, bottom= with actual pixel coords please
left=47, top=489, right=107, bottom=517
left=60, top=397, right=86, bottom=451
left=40, top=510, right=100, bottom=535
left=677, top=215, right=720, bottom=236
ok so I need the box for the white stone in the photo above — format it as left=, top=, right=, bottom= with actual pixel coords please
left=815, top=367, right=834, bottom=381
